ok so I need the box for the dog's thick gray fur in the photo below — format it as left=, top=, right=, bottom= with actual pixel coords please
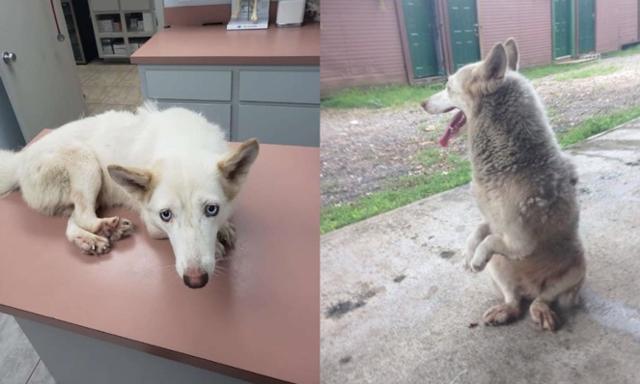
left=424, top=39, right=586, bottom=331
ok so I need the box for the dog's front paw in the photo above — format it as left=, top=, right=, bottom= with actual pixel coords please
left=468, top=258, right=488, bottom=272
left=97, top=216, right=135, bottom=242
left=463, top=252, right=487, bottom=272
left=215, top=222, right=236, bottom=260
left=73, top=234, right=111, bottom=256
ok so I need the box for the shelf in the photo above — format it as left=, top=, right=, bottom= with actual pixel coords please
left=98, top=32, right=124, bottom=37
left=127, top=32, right=153, bottom=37
left=101, top=53, right=130, bottom=58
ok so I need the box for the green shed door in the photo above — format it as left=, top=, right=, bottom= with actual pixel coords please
left=578, top=0, right=595, bottom=53
left=402, top=0, right=441, bottom=78
left=553, top=0, right=574, bottom=58
left=447, top=0, right=480, bottom=71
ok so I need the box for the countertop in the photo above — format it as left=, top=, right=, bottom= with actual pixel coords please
left=130, top=23, right=320, bottom=66
left=0, top=134, right=320, bottom=384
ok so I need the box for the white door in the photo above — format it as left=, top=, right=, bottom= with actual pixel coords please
left=0, top=0, right=86, bottom=141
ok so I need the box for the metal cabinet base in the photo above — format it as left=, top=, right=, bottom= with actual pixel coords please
left=16, top=316, right=248, bottom=384
left=139, top=65, right=320, bottom=147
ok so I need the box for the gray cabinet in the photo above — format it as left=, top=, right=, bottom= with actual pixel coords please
left=139, top=65, right=320, bottom=147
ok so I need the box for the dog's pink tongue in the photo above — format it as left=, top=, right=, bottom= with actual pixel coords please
left=439, top=127, right=454, bottom=147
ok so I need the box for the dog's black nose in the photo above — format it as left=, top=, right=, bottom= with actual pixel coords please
left=183, top=272, right=209, bottom=289
left=420, top=101, right=428, bottom=111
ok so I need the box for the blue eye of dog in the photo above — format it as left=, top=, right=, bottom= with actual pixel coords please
left=204, top=204, right=219, bottom=217
left=159, top=209, right=172, bottom=222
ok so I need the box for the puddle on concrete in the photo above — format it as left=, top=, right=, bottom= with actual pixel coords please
left=393, top=274, right=407, bottom=283
left=582, top=286, right=640, bottom=340
left=325, top=300, right=366, bottom=319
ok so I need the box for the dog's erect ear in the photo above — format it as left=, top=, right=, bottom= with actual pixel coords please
left=107, top=165, right=153, bottom=196
left=217, top=138, right=260, bottom=199
left=481, top=43, right=508, bottom=81
left=504, top=38, right=519, bottom=71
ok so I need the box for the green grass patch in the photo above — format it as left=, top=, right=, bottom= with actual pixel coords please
left=320, top=152, right=471, bottom=233
left=554, top=64, right=619, bottom=81
left=321, top=106, right=640, bottom=233
left=602, top=44, right=640, bottom=58
left=321, top=83, right=444, bottom=109
left=558, top=105, right=640, bottom=147
left=520, top=61, right=592, bottom=80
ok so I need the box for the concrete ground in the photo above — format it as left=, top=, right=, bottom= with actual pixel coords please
left=321, top=120, right=640, bottom=384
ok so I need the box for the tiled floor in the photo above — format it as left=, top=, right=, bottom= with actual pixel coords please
left=0, top=313, right=54, bottom=384
left=76, top=60, right=143, bottom=116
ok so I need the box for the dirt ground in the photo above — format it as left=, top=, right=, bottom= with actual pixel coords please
left=320, top=53, right=640, bottom=207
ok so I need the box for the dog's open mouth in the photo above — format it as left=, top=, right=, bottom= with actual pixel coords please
left=439, top=108, right=467, bottom=147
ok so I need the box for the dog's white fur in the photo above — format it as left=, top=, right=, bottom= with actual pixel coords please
left=0, top=104, right=259, bottom=288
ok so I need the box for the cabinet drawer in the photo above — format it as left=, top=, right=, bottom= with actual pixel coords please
left=236, top=105, right=319, bottom=146
left=145, top=70, right=232, bottom=101
left=121, top=0, right=151, bottom=10
left=238, top=70, right=320, bottom=104
left=155, top=101, right=231, bottom=138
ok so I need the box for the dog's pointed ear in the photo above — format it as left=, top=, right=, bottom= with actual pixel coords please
left=107, top=165, right=153, bottom=196
left=218, top=138, right=259, bottom=199
left=482, top=43, right=508, bottom=81
left=504, top=37, right=519, bottom=71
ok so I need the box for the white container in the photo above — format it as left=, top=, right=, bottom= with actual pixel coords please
left=276, top=0, right=305, bottom=27
left=99, top=19, right=113, bottom=32
left=142, top=13, right=153, bottom=32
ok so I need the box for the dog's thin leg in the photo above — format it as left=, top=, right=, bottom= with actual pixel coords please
left=215, top=222, right=236, bottom=260
left=464, top=222, right=490, bottom=269
left=66, top=153, right=134, bottom=244
left=483, top=259, right=522, bottom=326
left=470, top=234, right=535, bottom=272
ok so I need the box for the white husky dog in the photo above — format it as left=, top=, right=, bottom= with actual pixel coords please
left=0, top=104, right=259, bottom=289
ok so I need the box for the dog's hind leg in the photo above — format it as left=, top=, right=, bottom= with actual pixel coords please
left=530, top=257, right=586, bottom=331
left=483, top=256, right=523, bottom=326
left=61, top=148, right=133, bottom=254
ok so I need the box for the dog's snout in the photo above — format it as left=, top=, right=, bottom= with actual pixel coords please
left=420, top=100, right=429, bottom=111
left=183, top=267, right=209, bottom=289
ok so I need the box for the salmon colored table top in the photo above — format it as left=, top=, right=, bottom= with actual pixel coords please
left=0, top=134, right=320, bottom=384
left=130, top=23, right=320, bottom=66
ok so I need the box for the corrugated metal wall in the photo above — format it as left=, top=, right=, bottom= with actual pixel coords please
left=596, top=0, right=638, bottom=52
left=476, top=0, right=551, bottom=66
left=321, top=1, right=407, bottom=93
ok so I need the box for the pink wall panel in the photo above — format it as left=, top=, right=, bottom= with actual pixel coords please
left=321, top=1, right=408, bottom=93
left=596, top=0, right=638, bottom=52
left=477, top=0, right=552, bottom=67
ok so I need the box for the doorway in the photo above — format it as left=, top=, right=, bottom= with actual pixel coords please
left=401, top=0, right=443, bottom=79
left=447, top=0, right=480, bottom=71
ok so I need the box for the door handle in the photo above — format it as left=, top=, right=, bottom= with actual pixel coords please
left=2, top=52, right=17, bottom=64
left=473, top=24, right=479, bottom=37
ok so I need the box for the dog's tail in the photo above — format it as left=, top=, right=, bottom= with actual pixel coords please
left=0, top=149, right=21, bottom=196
